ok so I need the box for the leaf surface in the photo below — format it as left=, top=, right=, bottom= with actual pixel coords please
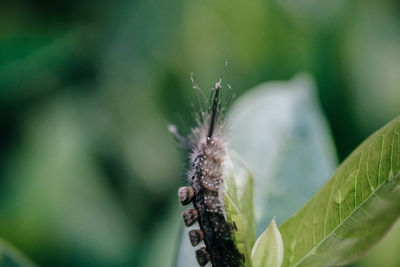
left=279, top=116, right=400, bottom=266
left=228, top=74, right=338, bottom=234
left=224, top=155, right=256, bottom=262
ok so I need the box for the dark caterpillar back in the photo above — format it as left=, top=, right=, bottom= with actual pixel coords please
left=170, top=80, right=244, bottom=267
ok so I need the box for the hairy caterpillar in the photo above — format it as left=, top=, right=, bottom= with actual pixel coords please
left=169, top=78, right=244, bottom=267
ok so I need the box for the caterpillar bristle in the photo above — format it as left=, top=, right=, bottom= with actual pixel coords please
left=168, top=124, right=190, bottom=149
left=207, top=79, right=221, bottom=138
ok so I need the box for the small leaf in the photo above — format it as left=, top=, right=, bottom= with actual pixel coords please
left=279, top=116, right=400, bottom=266
left=223, top=154, right=256, bottom=262
left=251, top=218, right=284, bottom=267
left=224, top=193, right=250, bottom=262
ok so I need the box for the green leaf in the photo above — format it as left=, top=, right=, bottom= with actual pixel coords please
left=0, top=237, right=37, bottom=267
left=251, top=218, right=283, bottom=267
left=279, top=116, right=400, bottom=266
left=354, top=219, right=400, bottom=267
left=223, top=154, right=256, bottom=263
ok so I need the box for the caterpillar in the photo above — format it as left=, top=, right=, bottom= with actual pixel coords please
left=169, top=78, right=244, bottom=267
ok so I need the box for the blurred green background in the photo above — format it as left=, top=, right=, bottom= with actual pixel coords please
left=1, top=0, right=399, bottom=266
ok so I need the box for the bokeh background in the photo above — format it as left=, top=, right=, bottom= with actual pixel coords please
left=1, top=0, right=400, bottom=266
